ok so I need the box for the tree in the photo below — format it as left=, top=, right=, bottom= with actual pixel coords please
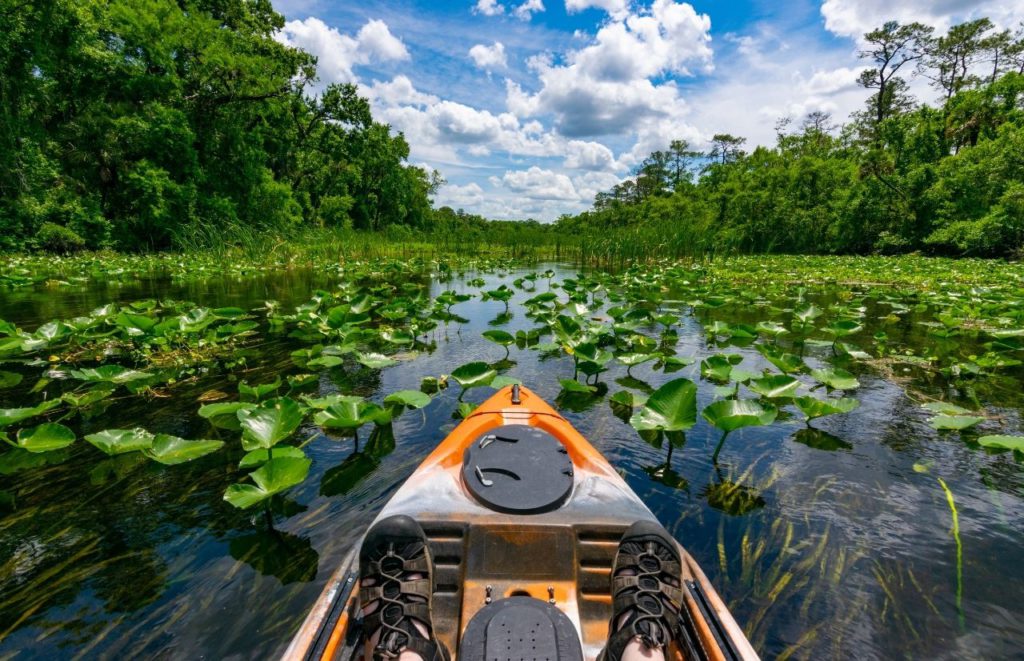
left=707, top=134, right=747, bottom=166
left=857, top=21, right=933, bottom=128
left=923, top=18, right=994, bottom=100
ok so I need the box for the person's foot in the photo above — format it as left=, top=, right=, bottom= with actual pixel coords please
left=359, top=515, right=449, bottom=661
left=600, top=521, right=684, bottom=661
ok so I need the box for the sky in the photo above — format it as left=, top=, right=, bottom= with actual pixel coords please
left=271, top=0, right=1022, bottom=221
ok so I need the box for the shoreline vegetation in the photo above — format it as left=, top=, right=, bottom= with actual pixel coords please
left=2, top=3, right=1023, bottom=259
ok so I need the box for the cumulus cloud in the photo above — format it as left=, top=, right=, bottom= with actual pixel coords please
left=506, top=1, right=712, bottom=137
left=802, top=67, right=866, bottom=95
left=821, top=0, right=1019, bottom=39
left=469, top=42, right=508, bottom=70
left=275, top=18, right=408, bottom=85
left=514, top=0, right=546, bottom=21
left=435, top=182, right=486, bottom=209
left=565, top=0, right=630, bottom=19
left=496, top=167, right=579, bottom=200
left=473, top=0, right=505, bottom=16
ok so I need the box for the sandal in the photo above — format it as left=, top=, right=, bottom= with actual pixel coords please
left=359, top=515, right=450, bottom=661
left=599, top=520, right=684, bottom=661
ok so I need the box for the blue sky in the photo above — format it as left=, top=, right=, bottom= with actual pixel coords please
left=271, top=0, right=1020, bottom=220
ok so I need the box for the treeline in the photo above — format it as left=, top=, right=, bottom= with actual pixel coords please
left=557, top=18, right=1024, bottom=257
left=0, top=0, right=438, bottom=252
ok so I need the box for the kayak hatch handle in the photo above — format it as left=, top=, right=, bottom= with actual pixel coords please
left=511, top=383, right=521, bottom=404
left=684, top=579, right=742, bottom=661
left=475, top=466, right=521, bottom=486
left=479, top=434, right=519, bottom=448
left=305, top=571, right=358, bottom=661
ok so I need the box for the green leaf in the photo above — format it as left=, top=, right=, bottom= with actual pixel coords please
left=757, top=345, right=805, bottom=374
left=700, top=354, right=742, bottom=383
left=357, top=352, right=398, bottom=369
left=62, top=384, right=116, bottom=408
left=610, top=390, right=647, bottom=408
left=748, top=374, right=801, bottom=399
left=922, top=402, right=972, bottom=416
left=630, top=378, right=698, bottom=432
left=238, top=397, right=303, bottom=451
left=559, top=379, right=596, bottom=393
left=456, top=402, right=478, bottom=419
left=0, top=371, right=22, bottom=389
left=794, top=396, right=860, bottom=421
left=810, top=367, right=860, bottom=390
left=198, top=401, right=253, bottom=430
left=144, top=435, right=224, bottom=465
left=314, top=396, right=383, bottom=430
left=490, top=375, right=522, bottom=389
left=383, top=390, right=432, bottom=410
left=0, top=399, right=61, bottom=428
left=307, top=355, right=344, bottom=369
left=482, top=330, right=515, bottom=346
left=977, top=435, right=1024, bottom=452
left=702, top=399, right=778, bottom=433
left=238, top=377, right=282, bottom=402
left=930, top=415, right=984, bottom=431
left=15, top=423, right=76, bottom=453
left=224, top=456, right=312, bottom=509
left=239, top=446, right=307, bottom=469
left=69, top=365, right=152, bottom=384
left=451, top=361, right=497, bottom=389
left=617, top=353, right=657, bottom=367
left=85, top=428, right=155, bottom=455
left=827, top=320, right=863, bottom=339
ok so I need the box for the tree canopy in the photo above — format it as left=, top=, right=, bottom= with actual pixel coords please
left=0, top=0, right=438, bottom=251
left=558, top=17, right=1024, bottom=257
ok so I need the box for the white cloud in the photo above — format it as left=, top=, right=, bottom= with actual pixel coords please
left=802, top=66, right=866, bottom=95
left=473, top=0, right=505, bottom=16
left=497, top=167, right=579, bottom=200
left=820, top=0, right=1019, bottom=39
left=356, top=20, right=410, bottom=61
left=563, top=140, right=617, bottom=170
left=565, top=0, right=630, bottom=19
left=363, top=75, right=439, bottom=107
left=469, top=42, right=508, bottom=70
left=435, top=182, right=486, bottom=209
left=507, top=1, right=712, bottom=137
left=274, top=17, right=408, bottom=85
left=514, top=0, right=546, bottom=21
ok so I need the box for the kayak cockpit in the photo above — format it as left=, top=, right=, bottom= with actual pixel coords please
left=284, top=386, right=759, bottom=661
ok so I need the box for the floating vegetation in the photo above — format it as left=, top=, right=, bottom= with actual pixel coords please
left=2, top=254, right=1024, bottom=657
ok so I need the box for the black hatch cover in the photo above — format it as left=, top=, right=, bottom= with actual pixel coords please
left=462, top=425, right=574, bottom=514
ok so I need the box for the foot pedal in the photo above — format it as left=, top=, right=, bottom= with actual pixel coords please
left=459, top=597, right=582, bottom=661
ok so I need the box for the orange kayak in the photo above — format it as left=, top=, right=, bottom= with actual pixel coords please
left=284, top=385, right=759, bottom=661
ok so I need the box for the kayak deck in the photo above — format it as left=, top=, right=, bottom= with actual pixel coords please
left=285, top=386, right=759, bottom=661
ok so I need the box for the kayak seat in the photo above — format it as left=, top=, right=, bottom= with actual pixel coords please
left=459, top=596, right=583, bottom=661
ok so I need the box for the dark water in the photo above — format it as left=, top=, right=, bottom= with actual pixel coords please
left=1, top=264, right=1023, bottom=660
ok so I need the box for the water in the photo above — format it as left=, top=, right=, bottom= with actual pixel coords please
left=1, top=264, right=1023, bottom=659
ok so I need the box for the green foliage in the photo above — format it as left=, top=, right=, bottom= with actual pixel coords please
left=0, top=0, right=434, bottom=251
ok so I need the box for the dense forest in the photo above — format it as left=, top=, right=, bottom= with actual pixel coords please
left=2, top=3, right=1023, bottom=256
left=0, top=0, right=439, bottom=251
left=557, top=19, right=1024, bottom=257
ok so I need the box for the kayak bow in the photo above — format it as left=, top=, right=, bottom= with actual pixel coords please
left=284, top=385, right=759, bottom=661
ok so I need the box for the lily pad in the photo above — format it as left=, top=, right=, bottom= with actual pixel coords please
left=451, top=361, right=497, bottom=390
left=14, top=423, right=76, bottom=453
left=238, top=397, right=304, bottom=451
left=629, top=378, right=698, bottom=432
left=223, top=456, right=312, bottom=509
left=810, top=368, right=860, bottom=390
left=144, top=435, right=224, bottom=465
left=85, top=428, right=155, bottom=455
left=977, top=435, right=1024, bottom=452
left=702, top=399, right=778, bottom=433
